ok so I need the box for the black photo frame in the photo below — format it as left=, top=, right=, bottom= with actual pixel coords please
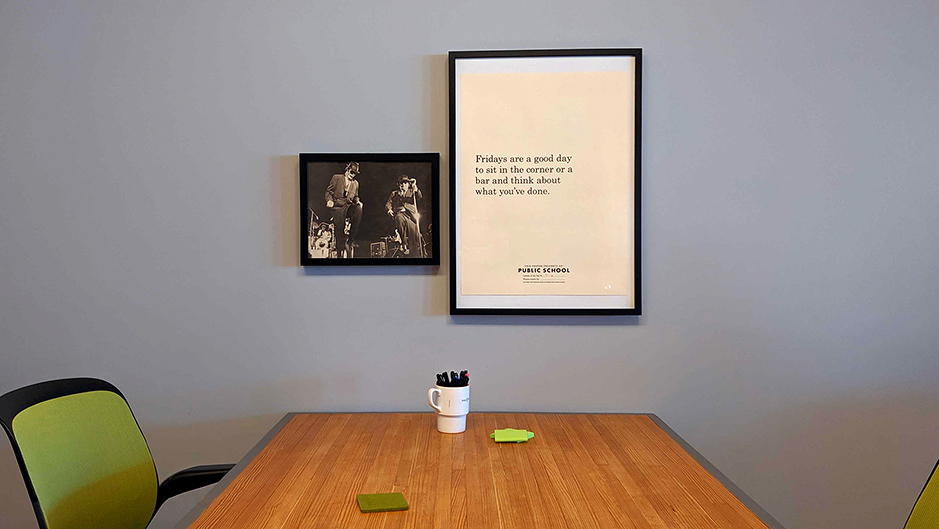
left=300, top=153, right=440, bottom=266
left=449, top=49, right=641, bottom=315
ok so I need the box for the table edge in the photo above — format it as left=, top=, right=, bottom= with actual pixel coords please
left=172, top=412, right=785, bottom=529
left=646, top=414, right=786, bottom=529
left=171, top=413, right=297, bottom=529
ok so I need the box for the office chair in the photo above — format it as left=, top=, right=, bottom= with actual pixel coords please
left=0, top=378, right=233, bottom=529
left=905, top=458, right=939, bottom=529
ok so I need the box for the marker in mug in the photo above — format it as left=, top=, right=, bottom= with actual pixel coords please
left=434, top=370, right=469, bottom=387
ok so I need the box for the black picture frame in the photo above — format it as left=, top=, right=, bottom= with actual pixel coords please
left=449, top=49, right=641, bottom=315
left=300, top=153, right=440, bottom=266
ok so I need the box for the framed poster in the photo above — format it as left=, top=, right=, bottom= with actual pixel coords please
left=449, top=49, right=641, bottom=315
left=300, top=153, right=440, bottom=266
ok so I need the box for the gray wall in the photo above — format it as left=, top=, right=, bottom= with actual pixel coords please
left=1, top=1, right=937, bottom=528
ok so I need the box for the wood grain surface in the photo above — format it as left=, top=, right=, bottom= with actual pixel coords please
left=183, top=413, right=771, bottom=529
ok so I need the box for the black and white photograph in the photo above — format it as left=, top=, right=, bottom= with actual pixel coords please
left=300, top=153, right=440, bottom=266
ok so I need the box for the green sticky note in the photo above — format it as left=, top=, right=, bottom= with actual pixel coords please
left=490, top=428, right=535, bottom=443
left=356, top=492, right=409, bottom=513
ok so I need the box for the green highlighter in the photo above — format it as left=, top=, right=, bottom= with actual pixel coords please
left=356, top=492, right=409, bottom=513
left=490, top=428, right=535, bottom=443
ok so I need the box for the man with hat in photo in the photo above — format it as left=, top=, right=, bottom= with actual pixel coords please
left=325, top=161, right=364, bottom=258
left=385, top=174, right=424, bottom=257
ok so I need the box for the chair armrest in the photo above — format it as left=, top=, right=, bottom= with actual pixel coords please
left=155, top=463, right=235, bottom=513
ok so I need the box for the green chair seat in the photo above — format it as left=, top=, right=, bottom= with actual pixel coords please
left=906, top=459, right=939, bottom=529
left=0, top=378, right=232, bottom=529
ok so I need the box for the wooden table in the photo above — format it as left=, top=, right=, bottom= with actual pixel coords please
left=174, top=413, right=784, bottom=529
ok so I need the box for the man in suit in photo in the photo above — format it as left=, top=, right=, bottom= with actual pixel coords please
left=385, top=175, right=423, bottom=257
left=325, top=161, right=364, bottom=258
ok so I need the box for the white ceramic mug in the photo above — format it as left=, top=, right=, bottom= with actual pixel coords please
left=427, top=384, right=470, bottom=433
